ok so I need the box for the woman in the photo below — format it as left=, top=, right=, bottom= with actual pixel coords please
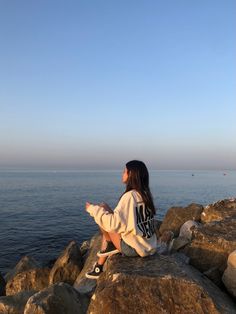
left=85, top=160, right=158, bottom=279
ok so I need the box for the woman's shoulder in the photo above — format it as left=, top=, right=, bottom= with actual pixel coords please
left=121, top=190, right=142, bottom=202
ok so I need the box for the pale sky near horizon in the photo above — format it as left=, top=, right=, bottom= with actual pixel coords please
left=0, top=1, right=235, bottom=170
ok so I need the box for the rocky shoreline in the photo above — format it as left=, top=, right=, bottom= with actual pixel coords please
left=0, top=198, right=236, bottom=313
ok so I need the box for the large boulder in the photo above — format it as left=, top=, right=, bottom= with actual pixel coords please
left=0, top=290, right=35, bottom=314
left=0, top=272, right=5, bottom=296
left=5, top=256, right=39, bottom=282
left=201, top=198, right=236, bottom=223
left=159, top=203, right=203, bottom=236
left=6, top=268, right=50, bottom=296
left=182, top=217, right=236, bottom=285
left=88, top=253, right=236, bottom=314
left=49, top=241, right=83, bottom=286
left=222, top=250, right=236, bottom=299
left=24, top=282, right=86, bottom=314
left=74, top=233, right=102, bottom=297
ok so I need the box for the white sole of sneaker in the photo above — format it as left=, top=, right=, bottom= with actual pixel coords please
left=97, top=249, right=120, bottom=257
left=85, top=273, right=100, bottom=280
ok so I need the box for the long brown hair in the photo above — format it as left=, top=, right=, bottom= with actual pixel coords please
left=124, top=160, right=156, bottom=215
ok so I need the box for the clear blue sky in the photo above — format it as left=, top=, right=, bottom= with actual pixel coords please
left=0, top=1, right=235, bottom=170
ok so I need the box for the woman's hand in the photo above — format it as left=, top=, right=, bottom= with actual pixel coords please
left=85, top=201, right=113, bottom=213
left=85, top=202, right=91, bottom=210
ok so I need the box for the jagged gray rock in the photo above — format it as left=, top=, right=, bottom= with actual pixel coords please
left=201, top=198, right=236, bottom=223
left=6, top=268, right=50, bottom=296
left=203, top=267, right=223, bottom=287
left=0, top=290, right=35, bottom=314
left=49, top=240, right=83, bottom=286
left=179, top=220, right=200, bottom=240
left=2, top=198, right=236, bottom=313
left=0, top=272, right=5, bottom=296
left=159, top=203, right=203, bottom=236
left=80, top=240, right=90, bottom=256
left=5, top=256, right=40, bottom=283
left=170, top=220, right=200, bottom=253
left=88, top=253, right=236, bottom=314
left=170, top=236, right=190, bottom=252
left=182, top=216, right=236, bottom=285
left=24, top=282, right=87, bottom=314
left=74, top=233, right=101, bottom=297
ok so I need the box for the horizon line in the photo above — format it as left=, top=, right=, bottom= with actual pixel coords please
left=0, top=168, right=235, bottom=172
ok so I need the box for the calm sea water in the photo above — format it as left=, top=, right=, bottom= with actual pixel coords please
left=0, top=170, right=235, bottom=275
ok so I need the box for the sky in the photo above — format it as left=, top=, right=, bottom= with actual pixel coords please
left=0, top=0, right=235, bottom=170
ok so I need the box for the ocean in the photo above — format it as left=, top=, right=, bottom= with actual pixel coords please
left=0, top=170, right=235, bottom=275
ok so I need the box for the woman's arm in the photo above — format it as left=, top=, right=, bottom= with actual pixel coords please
left=99, top=202, right=113, bottom=213
left=86, top=202, right=113, bottom=213
left=85, top=193, right=135, bottom=233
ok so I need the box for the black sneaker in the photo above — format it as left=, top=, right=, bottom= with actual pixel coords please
left=85, top=263, right=103, bottom=279
left=97, top=241, right=119, bottom=257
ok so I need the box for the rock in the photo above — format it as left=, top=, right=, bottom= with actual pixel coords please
left=0, top=272, right=5, bottom=296
left=203, top=267, right=223, bottom=288
left=6, top=268, right=50, bottom=296
left=74, top=233, right=102, bottom=297
left=5, top=256, right=40, bottom=282
left=179, top=220, right=200, bottom=240
left=171, top=252, right=190, bottom=264
left=170, top=236, right=190, bottom=252
left=222, top=250, right=236, bottom=298
left=49, top=240, right=83, bottom=286
left=24, top=282, right=87, bottom=314
left=80, top=240, right=91, bottom=265
left=0, top=290, right=35, bottom=314
left=182, top=217, right=236, bottom=285
left=154, top=219, right=162, bottom=238
left=43, top=258, right=56, bottom=269
left=88, top=253, right=236, bottom=314
left=201, top=198, right=236, bottom=223
left=169, top=220, right=200, bottom=253
left=159, top=203, right=203, bottom=236
left=80, top=240, right=90, bottom=256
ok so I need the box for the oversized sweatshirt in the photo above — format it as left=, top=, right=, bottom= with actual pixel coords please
left=86, top=190, right=157, bottom=257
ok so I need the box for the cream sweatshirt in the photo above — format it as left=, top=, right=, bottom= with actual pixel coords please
left=86, top=190, right=157, bottom=257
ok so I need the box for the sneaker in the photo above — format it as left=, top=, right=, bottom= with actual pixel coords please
left=85, top=263, right=103, bottom=279
left=97, top=241, right=119, bottom=257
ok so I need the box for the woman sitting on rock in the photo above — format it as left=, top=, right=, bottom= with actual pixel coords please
left=85, top=160, right=172, bottom=279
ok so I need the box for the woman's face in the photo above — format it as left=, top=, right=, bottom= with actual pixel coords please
left=122, top=167, right=129, bottom=184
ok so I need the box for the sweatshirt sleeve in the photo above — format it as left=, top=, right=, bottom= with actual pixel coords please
left=86, top=192, right=136, bottom=234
